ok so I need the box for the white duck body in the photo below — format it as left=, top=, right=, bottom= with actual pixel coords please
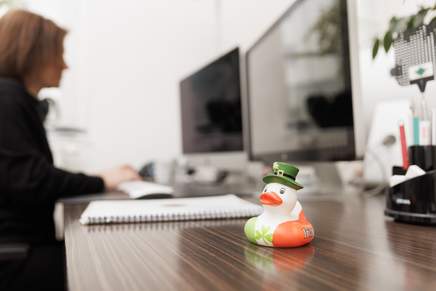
left=245, top=182, right=314, bottom=247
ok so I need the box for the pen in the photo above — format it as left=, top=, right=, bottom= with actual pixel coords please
left=412, top=95, right=420, bottom=145
left=419, top=93, right=431, bottom=145
left=399, top=121, right=409, bottom=170
left=420, top=120, right=431, bottom=145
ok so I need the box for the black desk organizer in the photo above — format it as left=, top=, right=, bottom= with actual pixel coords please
left=385, top=145, right=436, bottom=225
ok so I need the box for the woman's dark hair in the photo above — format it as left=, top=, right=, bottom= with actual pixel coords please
left=0, top=9, right=67, bottom=81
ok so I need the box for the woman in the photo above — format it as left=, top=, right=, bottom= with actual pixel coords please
left=0, top=9, right=140, bottom=290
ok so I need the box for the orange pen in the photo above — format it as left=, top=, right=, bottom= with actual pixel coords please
left=399, top=121, right=409, bottom=170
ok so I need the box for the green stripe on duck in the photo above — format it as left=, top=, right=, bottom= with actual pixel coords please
left=244, top=162, right=314, bottom=248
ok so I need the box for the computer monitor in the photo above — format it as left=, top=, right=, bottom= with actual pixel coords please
left=180, top=48, right=243, bottom=155
left=245, top=0, right=364, bottom=164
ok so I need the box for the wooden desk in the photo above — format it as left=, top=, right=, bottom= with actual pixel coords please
left=64, top=195, right=436, bottom=291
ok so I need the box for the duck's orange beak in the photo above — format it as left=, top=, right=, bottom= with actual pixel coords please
left=260, top=192, right=282, bottom=206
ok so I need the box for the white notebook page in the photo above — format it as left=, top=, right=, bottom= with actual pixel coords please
left=80, top=194, right=262, bottom=225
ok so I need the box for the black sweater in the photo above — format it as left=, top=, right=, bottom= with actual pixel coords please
left=0, top=78, right=104, bottom=243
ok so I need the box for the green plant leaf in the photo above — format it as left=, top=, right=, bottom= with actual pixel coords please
left=418, top=7, right=429, bottom=14
left=383, top=31, right=393, bottom=53
left=388, top=16, right=399, bottom=31
left=372, top=38, right=380, bottom=59
left=418, top=6, right=430, bottom=18
left=429, top=16, right=436, bottom=29
left=414, top=10, right=426, bottom=27
left=265, top=234, right=273, bottom=243
left=393, top=17, right=408, bottom=35
left=407, top=15, right=417, bottom=30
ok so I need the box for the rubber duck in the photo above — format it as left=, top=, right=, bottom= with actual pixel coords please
left=244, top=162, right=314, bottom=247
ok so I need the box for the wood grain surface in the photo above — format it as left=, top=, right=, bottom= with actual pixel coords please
left=64, top=195, right=436, bottom=291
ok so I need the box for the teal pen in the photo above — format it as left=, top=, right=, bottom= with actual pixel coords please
left=411, top=95, right=420, bottom=145
left=413, top=116, right=420, bottom=145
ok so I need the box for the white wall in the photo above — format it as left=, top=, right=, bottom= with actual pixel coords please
left=220, top=0, right=296, bottom=51
left=26, top=0, right=220, bottom=172
left=24, top=0, right=430, bottom=171
left=75, top=0, right=221, bottom=171
left=24, top=0, right=296, bottom=172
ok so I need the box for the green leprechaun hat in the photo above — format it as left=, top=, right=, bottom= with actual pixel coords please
left=262, top=162, right=303, bottom=190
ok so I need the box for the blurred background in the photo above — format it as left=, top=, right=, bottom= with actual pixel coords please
left=1, top=0, right=434, bottom=174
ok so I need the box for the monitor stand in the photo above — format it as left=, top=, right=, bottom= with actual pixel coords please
left=292, top=162, right=349, bottom=199
left=182, top=152, right=247, bottom=171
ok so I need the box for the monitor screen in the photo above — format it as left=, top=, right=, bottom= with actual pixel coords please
left=246, top=0, right=355, bottom=162
left=180, top=48, right=243, bottom=154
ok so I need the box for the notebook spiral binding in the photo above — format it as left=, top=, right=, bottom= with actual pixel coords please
left=86, top=219, right=246, bottom=233
left=87, top=209, right=257, bottom=225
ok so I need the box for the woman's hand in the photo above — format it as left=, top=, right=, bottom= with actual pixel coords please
left=99, top=165, right=141, bottom=191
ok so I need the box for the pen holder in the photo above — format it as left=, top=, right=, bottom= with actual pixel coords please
left=408, top=145, right=436, bottom=171
left=385, top=169, right=436, bottom=225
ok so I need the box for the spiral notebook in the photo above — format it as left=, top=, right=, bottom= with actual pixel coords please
left=80, top=194, right=262, bottom=225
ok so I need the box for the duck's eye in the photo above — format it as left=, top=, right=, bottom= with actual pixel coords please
left=263, top=187, right=268, bottom=193
left=280, top=188, right=285, bottom=195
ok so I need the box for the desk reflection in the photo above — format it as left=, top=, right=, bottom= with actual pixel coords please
left=244, top=244, right=315, bottom=273
left=83, top=219, right=246, bottom=233
left=384, top=220, right=436, bottom=290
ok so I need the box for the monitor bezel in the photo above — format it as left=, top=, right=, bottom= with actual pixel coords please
left=179, top=47, right=244, bottom=155
left=244, top=0, right=356, bottom=163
